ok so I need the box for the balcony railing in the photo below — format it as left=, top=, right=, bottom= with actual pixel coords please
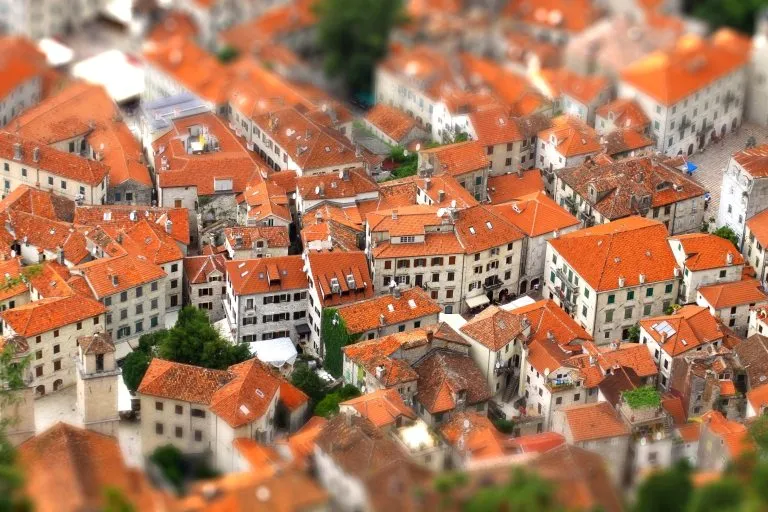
left=483, top=276, right=504, bottom=291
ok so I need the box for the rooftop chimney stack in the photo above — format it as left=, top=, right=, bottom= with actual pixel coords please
left=32, top=146, right=40, bottom=163
left=392, top=210, right=398, bottom=220
left=13, top=142, right=22, bottom=161
left=392, top=285, right=401, bottom=299
left=165, top=219, right=173, bottom=234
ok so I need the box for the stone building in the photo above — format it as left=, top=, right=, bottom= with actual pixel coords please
left=75, top=331, right=120, bottom=436
left=718, top=144, right=768, bottom=247
left=183, top=254, right=227, bottom=322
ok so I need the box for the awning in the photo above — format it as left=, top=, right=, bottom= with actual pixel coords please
left=296, top=323, right=311, bottom=335
left=465, top=294, right=490, bottom=309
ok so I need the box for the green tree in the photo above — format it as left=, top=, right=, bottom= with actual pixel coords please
left=313, top=0, right=406, bottom=93
left=216, top=45, right=239, bottom=64
left=291, top=362, right=329, bottom=404
left=749, top=415, right=768, bottom=455
left=0, top=343, right=32, bottom=512
left=156, top=307, right=250, bottom=369
left=102, top=487, right=135, bottom=512
left=712, top=226, right=740, bottom=248
left=321, top=308, right=360, bottom=377
left=122, top=349, right=151, bottom=394
left=463, top=468, right=558, bottom=512
left=627, top=324, right=640, bottom=342
left=149, top=445, right=185, bottom=493
left=689, top=0, right=768, bottom=34
left=687, top=477, right=745, bottom=512
left=634, top=460, right=693, bottom=512
left=493, top=418, right=515, bottom=434
left=314, top=384, right=361, bottom=418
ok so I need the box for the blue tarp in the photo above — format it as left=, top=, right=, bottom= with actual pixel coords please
left=686, top=161, right=698, bottom=173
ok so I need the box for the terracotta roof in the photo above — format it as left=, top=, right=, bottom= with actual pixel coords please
left=440, top=411, right=513, bottom=459
left=603, top=129, right=655, bottom=156
left=138, top=359, right=232, bottom=404
left=549, top=216, right=677, bottom=291
left=184, top=254, right=227, bottom=285
left=238, top=178, right=292, bottom=224
left=0, top=37, right=43, bottom=101
left=74, top=254, right=167, bottom=299
left=231, top=438, right=282, bottom=477
left=365, top=104, right=420, bottom=143
left=620, top=33, right=750, bottom=106
left=251, top=106, right=361, bottom=172
left=468, top=107, right=524, bottom=147
left=538, top=115, right=601, bottom=158
left=413, top=350, right=491, bottom=414
left=0, top=131, right=109, bottom=186
left=18, top=423, right=163, bottom=512
left=148, top=11, right=198, bottom=42
left=8, top=210, right=90, bottom=264
left=225, top=255, right=306, bottom=296
left=12, top=82, right=151, bottom=187
left=492, top=191, right=579, bottom=237
left=278, top=380, right=309, bottom=412
left=336, top=287, right=441, bottom=334
left=420, top=140, right=489, bottom=177
left=662, top=394, right=687, bottom=425
left=453, top=204, right=525, bottom=253
left=698, top=279, right=767, bottom=309
left=670, top=232, right=743, bottom=271
left=154, top=112, right=263, bottom=196
left=0, top=185, right=75, bottom=222
left=461, top=305, right=528, bottom=351
left=296, top=168, right=378, bottom=200
left=306, top=251, right=373, bottom=307
left=677, top=422, right=701, bottom=442
left=735, top=334, right=768, bottom=389
left=540, top=68, right=609, bottom=104
left=747, top=383, right=768, bottom=413
left=559, top=156, right=706, bottom=221
left=341, top=389, right=416, bottom=428
left=747, top=207, right=768, bottom=248
left=1, top=295, right=105, bottom=337
left=220, top=0, right=316, bottom=53
left=114, top=219, right=184, bottom=265
left=301, top=209, right=363, bottom=253
left=0, top=258, right=27, bottom=302
left=561, top=402, right=630, bottom=443
left=596, top=99, right=650, bottom=131
left=78, top=331, right=116, bottom=355
left=487, top=169, right=545, bottom=205
left=504, top=0, right=600, bottom=32
left=74, top=205, right=190, bottom=245
left=224, top=226, right=290, bottom=250
left=277, top=415, right=328, bottom=471
left=734, top=143, right=768, bottom=179
left=509, top=431, right=566, bottom=454
left=210, top=359, right=282, bottom=428
left=700, top=410, right=754, bottom=459
left=415, top=174, right=479, bottom=208
left=640, top=305, right=723, bottom=357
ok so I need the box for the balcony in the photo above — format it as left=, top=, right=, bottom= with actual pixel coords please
left=555, top=268, right=579, bottom=292
left=483, top=276, right=504, bottom=291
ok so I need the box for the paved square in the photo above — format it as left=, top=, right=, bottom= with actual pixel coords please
left=687, top=122, right=768, bottom=221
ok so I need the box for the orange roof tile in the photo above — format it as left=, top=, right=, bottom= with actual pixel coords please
left=74, top=204, right=190, bottom=245
left=0, top=131, right=109, bottom=186
left=662, top=394, right=688, bottom=425
left=596, top=99, right=650, bottom=131
left=277, top=416, right=328, bottom=470
left=562, top=402, right=630, bottom=443
left=549, top=216, right=677, bottom=291
left=487, top=169, right=545, bottom=205
left=460, top=305, right=529, bottom=351
left=620, top=33, right=750, bottom=106
left=18, top=423, right=164, bottom=512
left=224, top=226, right=290, bottom=250
left=677, top=422, right=701, bottom=442
left=700, top=410, right=754, bottom=459
left=220, top=0, right=316, bottom=53
left=492, top=191, right=579, bottom=237
left=603, top=129, right=655, bottom=156
left=341, top=389, right=416, bottom=428
left=415, top=174, right=479, bottom=208
left=414, top=351, right=491, bottom=414
left=0, top=37, right=44, bottom=101
left=747, top=205, right=768, bottom=247
left=138, top=358, right=232, bottom=404
left=2, top=295, right=105, bottom=337
left=279, top=380, right=309, bottom=412
left=184, top=254, right=227, bottom=285
left=337, top=287, right=441, bottom=334
left=226, top=255, right=305, bottom=295
left=231, top=438, right=282, bottom=477
left=440, top=411, right=513, bottom=459
left=747, top=382, right=768, bottom=413
left=698, top=279, right=767, bottom=309
left=0, top=258, right=28, bottom=302
left=420, top=140, right=489, bottom=177
left=296, top=168, right=378, bottom=201
left=640, top=305, right=723, bottom=357
left=306, top=251, right=373, bottom=307
left=74, top=254, right=167, bottom=299
left=468, top=107, right=524, bottom=147
left=9, top=210, right=90, bottom=264
left=734, top=143, right=768, bottom=178
left=540, top=68, right=609, bottom=104
left=538, top=115, right=602, bottom=158
left=210, top=359, right=283, bottom=428
left=504, top=0, right=600, bottom=32
left=148, top=11, right=198, bottom=42
left=671, top=233, right=743, bottom=271
left=365, top=104, right=420, bottom=143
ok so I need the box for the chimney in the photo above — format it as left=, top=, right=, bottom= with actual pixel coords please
left=315, top=211, right=323, bottom=225
left=639, top=273, right=646, bottom=284
left=424, top=178, right=431, bottom=190
left=32, top=146, right=40, bottom=163
left=165, top=219, right=173, bottom=234
left=56, top=246, right=64, bottom=265
left=392, top=285, right=401, bottom=299
left=13, top=142, right=22, bottom=161
left=438, top=190, right=445, bottom=202
left=375, top=365, right=386, bottom=380
left=661, top=332, right=668, bottom=343
left=340, top=168, right=350, bottom=181
left=618, top=276, right=625, bottom=288
left=726, top=252, right=734, bottom=264
left=517, top=168, right=523, bottom=178
left=379, top=313, right=386, bottom=326
left=426, top=329, right=434, bottom=343
left=552, top=230, right=559, bottom=239
left=391, top=209, right=398, bottom=220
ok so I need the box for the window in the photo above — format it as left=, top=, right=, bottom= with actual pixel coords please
left=175, top=405, right=183, bottom=415
left=175, top=426, right=183, bottom=438
left=53, top=344, right=60, bottom=354
left=136, top=304, right=143, bottom=315
left=151, top=298, right=158, bottom=310
left=135, top=320, right=143, bottom=333
left=607, top=294, right=615, bottom=304
left=646, top=287, right=654, bottom=297
left=194, top=430, right=203, bottom=442
left=448, top=256, right=456, bottom=265
left=120, top=309, right=127, bottom=320
left=35, top=350, right=42, bottom=360
left=155, top=401, right=164, bottom=411
left=605, top=310, right=614, bottom=322
left=151, top=316, right=159, bottom=328
left=191, top=408, right=206, bottom=418
left=627, top=290, right=634, bottom=300
left=719, top=270, right=727, bottom=278
left=384, top=260, right=392, bottom=270
left=60, top=180, right=67, bottom=190
left=120, top=291, right=128, bottom=302
left=643, top=304, right=652, bottom=316
left=584, top=288, right=590, bottom=298
left=624, top=307, right=633, bottom=319
left=582, top=305, right=587, bottom=317
left=136, top=286, right=143, bottom=298
left=574, top=393, right=581, bottom=401
left=151, top=282, right=158, bottom=292
left=155, top=423, right=164, bottom=435
left=53, top=329, right=59, bottom=337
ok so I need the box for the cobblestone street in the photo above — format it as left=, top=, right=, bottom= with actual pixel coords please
left=686, top=123, right=768, bottom=221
